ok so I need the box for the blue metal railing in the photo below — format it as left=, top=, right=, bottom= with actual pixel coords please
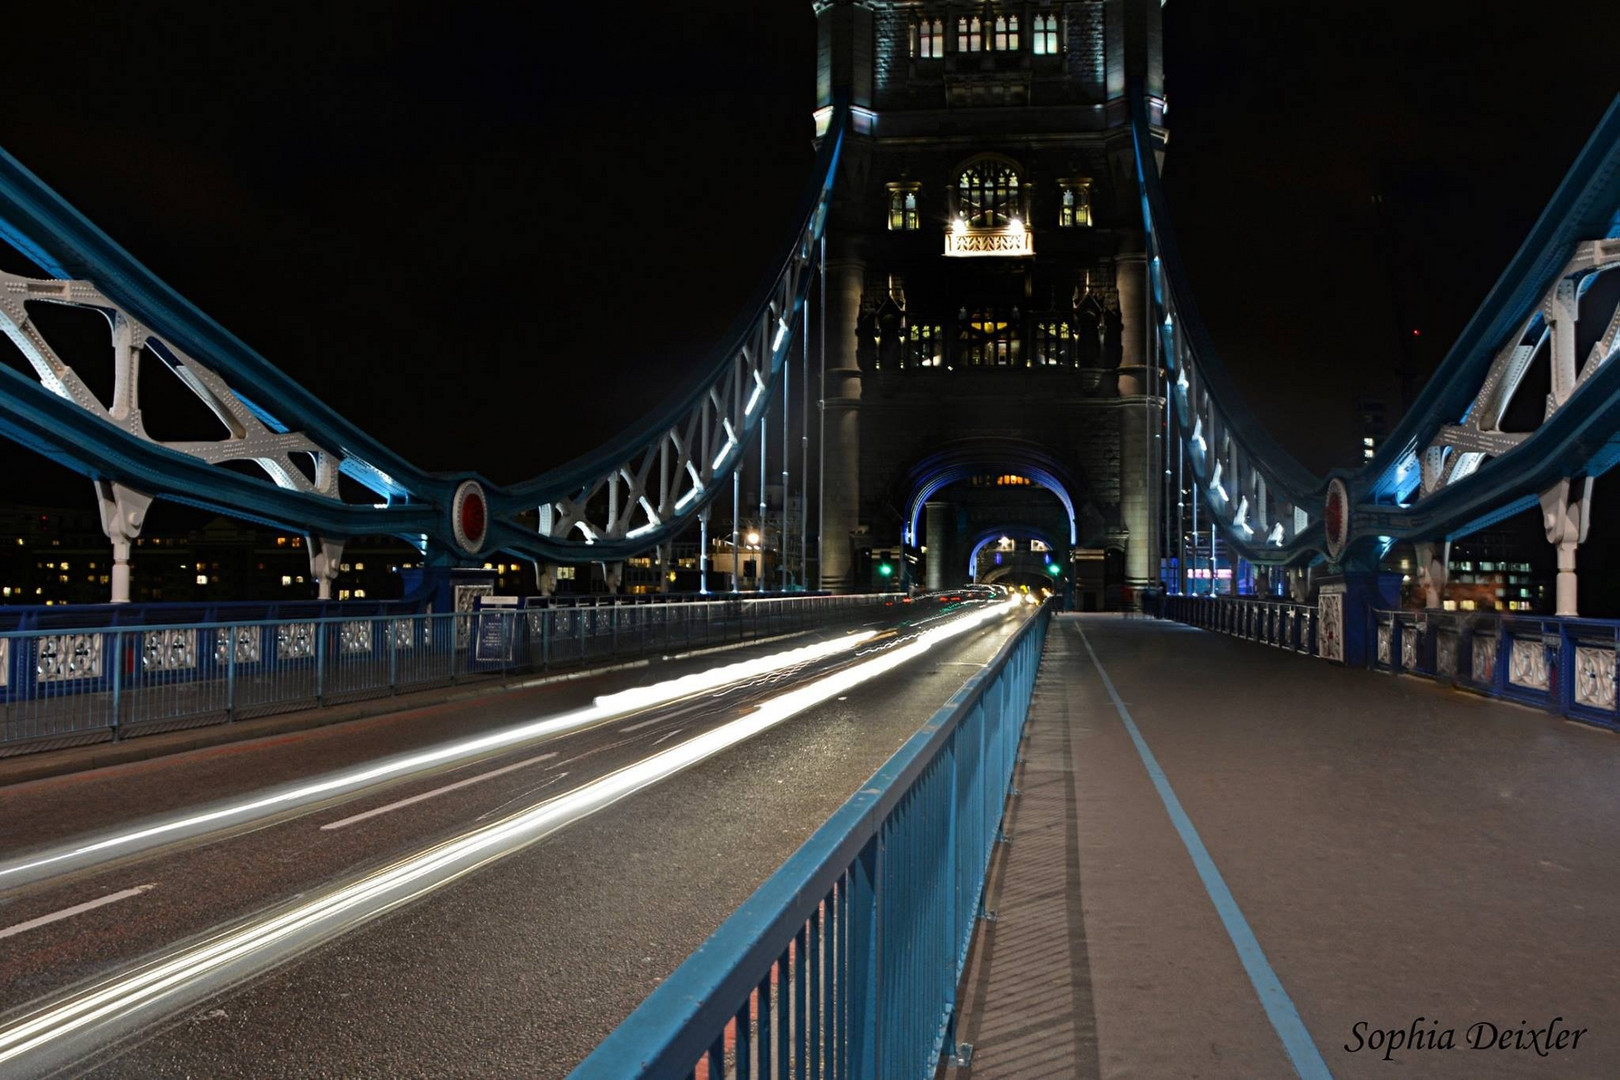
left=572, top=601, right=1050, bottom=1080
left=0, top=593, right=898, bottom=757
left=1148, top=594, right=1619, bottom=730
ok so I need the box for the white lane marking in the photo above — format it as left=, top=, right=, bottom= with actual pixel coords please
left=618, top=716, right=669, bottom=734
left=0, top=630, right=879, bottom=889
left=0, top=602, right=1017, bottom=1070
left=320, top=753, right=557, bottom=831
left=649, top=727, right=684, bottom=746
left=0, top=884, right=157, bottom=941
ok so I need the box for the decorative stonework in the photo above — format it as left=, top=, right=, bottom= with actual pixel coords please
left=1323, top=477, right=1350, bottom=561
left=0, top=637, right=8, bottom=686
left=1376, top=623, right=1392, bottom=666
left=1437, top=633, right=1458, bottom=677
left=142, top=629, right=196, bottom=671
left=1471, top=634, right=1498, bottom=684
left=1400, top=625, right=1419, bottom=671
left=276, top=622, right=316, bottom=661
left=1508, top=638, right=1549, bottom=691
left=340, top=621, right=373, bottom=654
left=1298, top=609, right=1313, bottom=653
left=38, top=634, right=101, bottom=682
left=215, top=626, right=260, bottom=667
left=944, top=228, right=1034, bottom=258
left=454, top=584, right=494, bottom=648
left=1574, top=646, right=1616, bottom=710
left=1318, top=592, right=1344, bottom=662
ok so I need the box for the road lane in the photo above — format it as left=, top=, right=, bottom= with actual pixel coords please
left=0, top=599, right=1025, bottom=1077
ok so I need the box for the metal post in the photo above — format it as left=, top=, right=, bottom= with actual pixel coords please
left=817, top=233, right=827, bottom=591
left=1191, top=481, right=1200, bottom=595
left=801, top=286, right=810, bottom=590
left=109, top=631, right=122, bottom=739
left=782, top=343, right=791, bottom=591
left=1177, top=434, right=1186, bottom=595
left=732, top=469, right=742, bottom=595
left=225, top=625, right=237, bottom=720
left=760, top=372, right=769, bottom=593
left=699, top=508, right=710, bottom=595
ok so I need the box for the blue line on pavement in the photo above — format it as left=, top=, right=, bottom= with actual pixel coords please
left=1076, top=622, right=1333, bottom=1080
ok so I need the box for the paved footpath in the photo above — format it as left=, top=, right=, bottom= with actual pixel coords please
left=947, top=613, right=1620, bottom=1080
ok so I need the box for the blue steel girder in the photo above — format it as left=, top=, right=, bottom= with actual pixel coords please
left=1133, top=85, right=1620, bottom=567
left=0, top=99, right=849, bottom=566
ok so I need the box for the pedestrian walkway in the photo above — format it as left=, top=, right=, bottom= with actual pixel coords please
left=946, top=613, right=1620, bottom=1079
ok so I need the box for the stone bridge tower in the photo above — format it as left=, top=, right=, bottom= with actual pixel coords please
left=814, top=0, right=1164, bottom=607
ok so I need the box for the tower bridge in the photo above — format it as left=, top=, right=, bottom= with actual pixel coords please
left=0, top=3, right=1619, bottom=1078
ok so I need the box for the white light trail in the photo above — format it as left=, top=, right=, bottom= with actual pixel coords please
left=0, top=601, right=1017, bottom=1071
left=0, top=631, right=879, bottom=890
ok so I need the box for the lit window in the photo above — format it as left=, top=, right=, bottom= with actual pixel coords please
left=1033, top=320, right=1075, bottom=366
left=340, top=562, right=351, bottom=573
left=1363, top=436, right=1375, bottom=447
left=58, top=574, right=68, bottom=583
left=1030, top=539, right=1051, bottom=552
left=1058, top=178, right=1092, bottom=227
left=992, top=14, right=1019, bottom=51
left=281, top=575, right=293, bottom=586
left=958, top=307, right=1021, bottom=366
left=354, top=589, right=366, bottom=599
left=887, top=182, right=921, bottom=231
left=556, top=566, right=576, bottom=580
left=912, top=17, right=944, bottom=58
left=1032, top=12, right=1059, bottom=55
left=195, top=574, right=208, bottom=586
left=956, top=15, right=981, bottom=53
left=956, top=159, right=1022, bottom=228
left=355, top=562, right=364, bottom=571
left=905, top=323, right=944, bottom=368
left=338, top=589, right=351, bottom=601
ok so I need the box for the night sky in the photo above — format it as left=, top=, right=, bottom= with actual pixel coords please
left=1, top=2, right=1617, bottom=523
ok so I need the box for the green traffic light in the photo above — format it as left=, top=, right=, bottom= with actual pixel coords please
left=878, top=563, right=894, bottom=578
left=1047, top=563, right=1062, bottom=576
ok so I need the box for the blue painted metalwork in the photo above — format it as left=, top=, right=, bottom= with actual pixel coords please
left=0, top=593, right=895, bottom=757
left=0, top=99, right=850, bottom=566
left=1133, top=87, right=1620, bottom=567
left=570, top=603, right=1050, bottom=1080
left=902, top=442, right=1081, bottom=546
left=964, top=525, right=1060, bottom=581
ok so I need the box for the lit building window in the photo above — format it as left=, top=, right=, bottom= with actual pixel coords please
left=1032, top=12, right=1059, bottom=55
left=354, top=589, right=366, bottom=599
left=1058, top=178, right=1092, bottom=227
left=959, top=307, right=1021, bottom=367
left=906, top=323, right=944, bottom=368
left=556, top=566, right=576, bottom=581
left=195, top=574, right=208, bottom=586
left=956, top=159, right=1022, bottom=229
left=887, top=182, right=921, bottom=231
left=355, top=562, right=364, bottom=571
left=1033, top=319, right=1075, bottom=366
left=1030, top=539, right=1051, bottom=552
left=281, top=575, right=293, bottom=586
left=992, top=14, right=1019, bottom=51
left=911, top=17, right=944, bottom=58
left=956, top=15, right=981, bottom=53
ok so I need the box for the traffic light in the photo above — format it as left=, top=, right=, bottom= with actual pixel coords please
left=877, top=559, right=894, bottom=579
left=1047, top=563, right=1062, bottom=576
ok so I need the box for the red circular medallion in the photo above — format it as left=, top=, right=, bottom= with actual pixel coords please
left=451, top=481, right=488, bottom=554
left=1323, top=478, right=1349, bottom=560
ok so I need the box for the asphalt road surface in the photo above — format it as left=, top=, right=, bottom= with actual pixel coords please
left=0, top=595, right=1029, bottom=1078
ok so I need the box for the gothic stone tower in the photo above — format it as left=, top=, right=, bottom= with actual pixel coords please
left=815, top=0, right=1164, bottom=606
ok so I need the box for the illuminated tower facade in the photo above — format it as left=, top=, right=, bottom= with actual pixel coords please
left=815, top=0, right=1165, bottom=605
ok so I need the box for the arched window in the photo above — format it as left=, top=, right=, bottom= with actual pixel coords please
left=955, top=159, right=1023, bottom=229
left=1033, top=319, right=1076, bottom=366
left=1032, top=13, right=1059, bottom=55
left=957, top=16, right=982, bottom=53
left=912, top=18, right=944, bottom=59
left=1059, top=178, right=1093, bottom=228
left=887, top=182, right=921, bottom=231
left=993, top=14, right=1020, bottom=51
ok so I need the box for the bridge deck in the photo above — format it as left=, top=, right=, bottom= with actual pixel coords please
left=946, top=613, right=1620, bottom=1080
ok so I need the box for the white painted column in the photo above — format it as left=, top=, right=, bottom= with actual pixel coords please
left=94, top=481, right=153, bottom=604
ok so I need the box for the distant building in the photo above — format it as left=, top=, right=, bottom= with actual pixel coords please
left=1353, top=394, right=1388, bottom=464
left=1445, top=530, right=1549, bottom=613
